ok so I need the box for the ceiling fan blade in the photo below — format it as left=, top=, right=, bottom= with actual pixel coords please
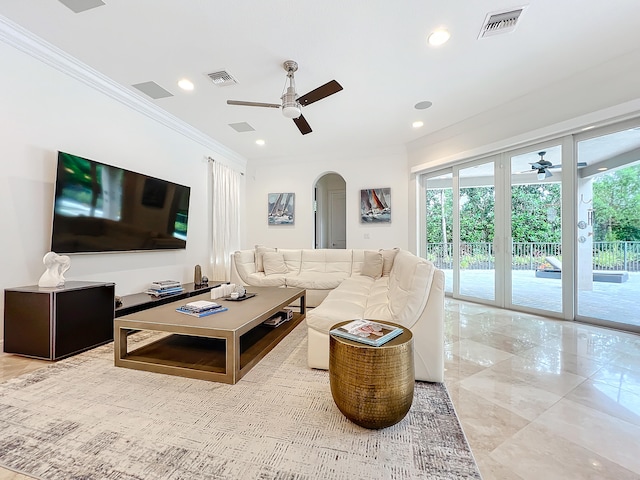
left=227, top=100, right=280, bottom=109
left=293, top=114, right=312, bottom=135
left=298, top=80, right=343, bottom=107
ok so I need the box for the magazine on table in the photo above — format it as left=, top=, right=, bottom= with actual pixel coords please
left=329, top=319, right=403, bottom=347
left=176, top=300, right=227, bottom=317
left=145, top=286, right=184, bottom=297
left=150, top=280, right=181, bottom=289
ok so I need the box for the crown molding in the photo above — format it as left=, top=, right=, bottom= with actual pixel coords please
left=0, top=15, right=247, bottom=168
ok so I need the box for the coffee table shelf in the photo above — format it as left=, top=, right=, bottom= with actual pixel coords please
left=114, top=286, right=305, bottom=384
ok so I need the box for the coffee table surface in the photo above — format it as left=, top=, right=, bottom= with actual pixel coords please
left=116, top=286, right=303, bottom=334
left=114, top=286, right=305, bottom=384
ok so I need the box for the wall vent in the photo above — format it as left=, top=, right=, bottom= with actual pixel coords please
left=478, top=7, right=526, bottom=39
left=207, top=70, right=238, bottom=86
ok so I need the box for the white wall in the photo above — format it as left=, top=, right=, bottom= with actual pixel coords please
left=0, top=40, right=245, bottom=342
left=245, top=146, right=409, bottom=251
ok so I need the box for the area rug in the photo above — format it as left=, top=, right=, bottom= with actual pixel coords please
left=0, top=322, right=481, bottom=479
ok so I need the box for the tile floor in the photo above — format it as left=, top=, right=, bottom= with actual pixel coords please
left=445, top=299, right=640, bottom=479
left=1, top=298, right=639, bottom=479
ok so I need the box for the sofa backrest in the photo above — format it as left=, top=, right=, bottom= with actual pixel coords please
left=387, top=250, right=436, bottom=328
left=232, top=250, right=257, bottom=283
left=300, top=249, right=353, bottom=274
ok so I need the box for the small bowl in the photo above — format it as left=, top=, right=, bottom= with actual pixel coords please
left=230, top=292, right=240, bottom=300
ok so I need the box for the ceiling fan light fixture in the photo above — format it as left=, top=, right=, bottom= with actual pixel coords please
left=282, top=104, right=302, bottom=119
left=537, top=169, right=546, bottom=181
left=281, top=86, right=301, bottom=118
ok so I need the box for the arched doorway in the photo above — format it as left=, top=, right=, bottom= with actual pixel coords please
left=314, top=173, right=346, bottom=248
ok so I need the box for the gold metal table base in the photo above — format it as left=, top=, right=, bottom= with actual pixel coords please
left=329, top=321, right=414, bottom=429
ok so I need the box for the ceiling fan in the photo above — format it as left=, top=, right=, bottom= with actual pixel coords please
left=518, top=151, right=586, bottom=180
left=226, top=60, right=343, bottom=135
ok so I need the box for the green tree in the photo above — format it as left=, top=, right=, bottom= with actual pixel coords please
left=511, top=184, right=561, bottom=243
left=593, top=165, right=640, bottom=241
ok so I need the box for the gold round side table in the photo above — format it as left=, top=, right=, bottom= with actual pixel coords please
left=329, top=320, right=414, bottom=429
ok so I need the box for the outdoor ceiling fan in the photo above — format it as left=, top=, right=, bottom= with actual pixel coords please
left=226, top=60, right=343, bottom=135
left=518, top=151, right=586, bottom=180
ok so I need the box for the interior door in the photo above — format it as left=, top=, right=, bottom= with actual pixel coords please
left=328, top=190, right=346, bottom=248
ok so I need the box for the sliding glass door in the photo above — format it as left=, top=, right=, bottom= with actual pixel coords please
left=418, top=117, right=640, bottom=333
left=423, top=172, right=453, bottom=295
left=458, top=161, right=496, bottom=303
left=575, top=125, right=640, bottom=330
left=509, top=144, right=563, bottom=313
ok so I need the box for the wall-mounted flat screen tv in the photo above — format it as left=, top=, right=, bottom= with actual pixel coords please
left=51, top=151, right=191, bottom=254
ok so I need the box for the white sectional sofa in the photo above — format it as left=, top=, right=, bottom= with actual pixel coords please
left=230, top=247, right=444, bottom=382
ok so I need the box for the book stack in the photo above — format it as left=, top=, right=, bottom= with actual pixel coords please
left=176, top=300, right=227, bottom=317
left=145, top=280, right=184, bottom=297
left=262, top=308, right=293, bottom=328
left=329, top=319, right=403, bottom=347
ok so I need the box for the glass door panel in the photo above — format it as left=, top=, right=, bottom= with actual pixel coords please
left=424, top=172, right=453, bottom=294
left=576, top=127, right=640, bottom=329
left=509, top=145, right=563, bottom=313
left=458, top=162, right=495, bottom=302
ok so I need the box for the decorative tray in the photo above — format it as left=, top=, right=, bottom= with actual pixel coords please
left=223, top=293, right=256, bottom=302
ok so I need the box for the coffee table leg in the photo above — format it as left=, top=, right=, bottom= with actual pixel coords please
left=114, top=326, right=128, bottom=363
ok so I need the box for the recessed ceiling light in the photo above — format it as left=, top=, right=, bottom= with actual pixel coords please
left=256, top=139, right=265, bottom=146
left=428, top=29, right=450, bottom=46
left=414, top=101, right=433, bottom=110
left=597, top=167, right=608, bottom=171
left=178, top=78, right=194, bottom=91
left=581, top=125, right=595, bottom=131
left=412, top=121, right=424, bottom=128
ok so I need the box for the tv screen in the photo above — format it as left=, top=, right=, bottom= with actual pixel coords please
left=51, top=151, right=191, bottom=254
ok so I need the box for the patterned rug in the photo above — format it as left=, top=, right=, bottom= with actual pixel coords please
left=0, top=322, right=480, bottom=479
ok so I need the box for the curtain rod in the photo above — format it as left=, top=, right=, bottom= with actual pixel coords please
left=207, top=156, right=244, bottom=175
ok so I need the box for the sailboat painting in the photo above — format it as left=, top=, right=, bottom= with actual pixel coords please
left=268, top=193, right=295, bottom=225
left=360, top=188, right=391, bottom=223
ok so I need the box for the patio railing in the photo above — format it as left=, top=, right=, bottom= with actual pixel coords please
left=424, top=241, right=640, bottom=272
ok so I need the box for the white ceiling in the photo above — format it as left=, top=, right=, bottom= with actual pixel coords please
left=2, top=0, right=640, bottom=162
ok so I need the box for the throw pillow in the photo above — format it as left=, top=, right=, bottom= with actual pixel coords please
left=255, top=245, right=276, bottom=272
left=361, top=250, right=384, bottom=279
left=379, top=248, right=399, bottom=276
left=262, top=252, right=288, bottom=276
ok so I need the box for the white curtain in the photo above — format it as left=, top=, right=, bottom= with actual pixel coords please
left=209, top=159, right=241, bottom=281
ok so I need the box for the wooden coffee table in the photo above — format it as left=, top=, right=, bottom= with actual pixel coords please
left=114, top=286, right=305, bottom=384
left=329, top=320, right=414, bottom=429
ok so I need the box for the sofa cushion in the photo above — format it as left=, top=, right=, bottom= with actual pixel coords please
left=306, top=276, right=374, bottom=333
left=243, top=272, right=287, bottom=287
left=285, top=272, right=347, bottom=290
left=263, top=252, right=288, bottom=275
left=255, top=245, right=276, bottom=272
left=361, top=251, right=383, bottom=279
left=277, top=249, right=302, bottom=274
left=380, top=248, right=399, bottom=276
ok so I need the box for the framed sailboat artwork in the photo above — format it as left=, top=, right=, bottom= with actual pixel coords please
left=360, top=188, right=391, bottom=223
left=268, top=193, right=295, bottom=225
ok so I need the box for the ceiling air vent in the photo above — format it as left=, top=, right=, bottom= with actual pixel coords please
left=207, top=70, right=238, bottom=86
left=478, top=7, right=526, bottom=39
